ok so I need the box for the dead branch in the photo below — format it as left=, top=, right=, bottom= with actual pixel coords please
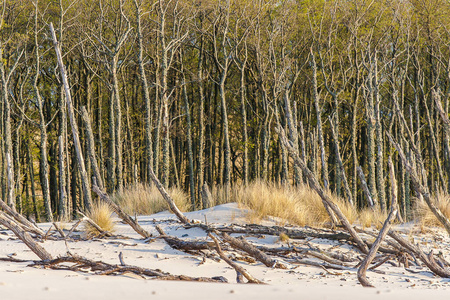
left=155, top=225, right=213, bottom=251
left=53, top=222, right=66, bottom=239
left=357, top=157, right=398, bottom=287
left=388, top=230, right=450, bottom=278
left=208, top=233, right=264, bottom=284
left=220, top=232, right=287, bottom=269
left=148, top=166, right=190, bottom=225
left=206, top=222, right=352, bottom=240
left=290, top=259, right=353, bottom=271
left=31, top=254, right=227, bottom=282
left=0, top=211, right=52, bottom=261
left=0, top=197, right=44, bottom=236
left=67, top=219, right=83, bottom=238
left=302, top=250, right=353, bottom=267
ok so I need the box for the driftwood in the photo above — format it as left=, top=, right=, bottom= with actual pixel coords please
left=302, top=250, right=353, bottom=267
left=220, top=232, right=287, bottom=269
left=0, top=211, right=52, bottom=260
left=202, top=223, right=400, bottom=255
left=388, top=230, right=450, bottom=277
left=357, top=157, right=399, bottom=287
left=52, top=222, right=66, bottom=239
left=67, top=219, right=83, bottom=238
left=213, top=224, right=352, bottom=240
left=208, top=233, right=264, bottom=284
left=31, top=254, right=227, bottom=282
left=291, top=259, right=353, bottom=271
left=92, top=180, right=152, bottom=238
left=155, top=225, right=213, bottom=251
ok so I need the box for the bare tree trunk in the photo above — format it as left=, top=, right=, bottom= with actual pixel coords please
left=0, top=211, right=52, bottom=261
left=425, top=91, right=445, bottom=189
left=365, top=66, right=377, bottom=205
left=197, top=34, right=206, bottom=207
left=357, top=166, right=376, bottom=207
left=81, top=106, right=104, bottom=190
left=50, top=22, right=92, bottom=212
left=134, top=0, right=153, bottom=187
left=374, top=62, right=386, bottom=211
left=283, top=88, right=301, bottom=185
left=182, top=68, right=196, bottom=208
left=112, top=60, right=123, bottom=191
left=107, top=88, right=116, bottom=192
left=58, top=136, right=68, bottom=220
left=27, top=142, right=39, bottom=222
left=311, top=50, right=329, bottom=189
left=0, top=45, right=20, bottom=210
left=329, top=117, right=353, bottom=206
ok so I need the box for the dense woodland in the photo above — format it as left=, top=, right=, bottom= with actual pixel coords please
left=1, top=0, right=450, bottom=222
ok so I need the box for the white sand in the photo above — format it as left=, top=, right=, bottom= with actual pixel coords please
left=1, top=203, right=449, bottom=300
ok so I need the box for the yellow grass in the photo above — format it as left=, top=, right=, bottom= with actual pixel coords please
left=112, top=183, right=191, bottom=215
left=415, top=192, right=450, bottom=228
left=84, top=201, right=115, bottom=237
left=359, top=207, right=388, bottom=229
left=210, top=180, right=357, bottom=226
left=208, top=180, right=396, bottom=228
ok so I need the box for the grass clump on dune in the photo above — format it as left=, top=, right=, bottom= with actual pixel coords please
left=83, top=201, right=115, bottom=237
left=215, top=180, right=356, bottom=227
left=211, top=180, right=390, bottom=228
left=112, top=183, right=191, bottom=215
left=359, top=207, right=388, bottom=229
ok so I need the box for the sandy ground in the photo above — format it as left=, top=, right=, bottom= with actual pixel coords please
left=1, top=203, right=450, bottom=300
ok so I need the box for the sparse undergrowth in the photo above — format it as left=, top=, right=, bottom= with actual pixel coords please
left=112, top=183, right=191, bottom=215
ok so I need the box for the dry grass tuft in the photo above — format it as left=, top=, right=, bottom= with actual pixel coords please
left=213, top=180, right=357, bottom=227
left=84, top=201, right=115, bottom=237
left=359, top=207, right=389, bottom=229
left=415, top=192, right=450, bottom=228
left=112, top=183, right=191, bottom=215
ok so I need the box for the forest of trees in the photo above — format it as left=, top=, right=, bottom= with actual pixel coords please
left=1, top=0, right=450, bottom=222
